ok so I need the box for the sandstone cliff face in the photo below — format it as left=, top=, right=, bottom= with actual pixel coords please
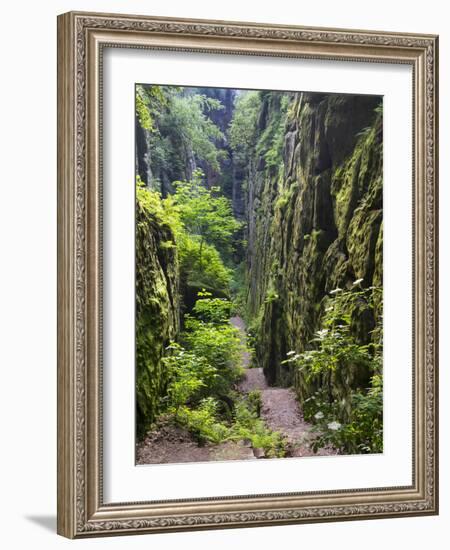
left=135, top=197, right=180, bottom=436
left=245, top=92, right=383, bottom=388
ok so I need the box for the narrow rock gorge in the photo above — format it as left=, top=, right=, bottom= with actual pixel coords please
left=242, top=91, right=382, bottom=395
left=135, top=84, right=383, bottom=458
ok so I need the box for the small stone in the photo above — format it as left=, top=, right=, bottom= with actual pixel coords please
left=253, top=447, right=266, bottom=458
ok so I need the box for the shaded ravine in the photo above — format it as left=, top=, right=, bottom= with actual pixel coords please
left=136, top=316, right=257, bottom=465
left=137, top=315, right=335, bottom=465
left=231, top=316, right=336, bottom=458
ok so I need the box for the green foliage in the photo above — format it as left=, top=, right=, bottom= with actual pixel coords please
left=245, top=306, right=264, bottom=353
left=162, top=293, right=243, bottom=408
left=183, top=319, right=243, bottom=382
left=184, top=298, right=244, bottom=391
left=173, top=169, right=241, bottom=255
left=228, top=91, right=262, bottom=164
left=135, top=179, right=180, bottom=436
left=274, top=181, right=299, bottom=213
left=136, top=176, right=183, bottom=236
left=178, top=231, right=232, bottom=293
left=172, top=392, right=287, bottom=454
left=255, top=92, right=289, bottom=169
left=140, top=87, right=227, bottom=182
left=247, top=390, right=262, bottom=416
left=167, top=94, right=226, bottom=171
left=305, top=374, right=383, bottom=454
left=284, top=285, right=381, bottom=381
left=264, top=287, right=279, bottom=304
left=136, top=175, right=234, bottom=297
left=192, top=290, right=233, bottom=324
left=228, top=261, right=248, bottom=318
left=156, top=293, right=286, bottom=453
left=175, top=398, right=230, bottom=444
left=284, top=284, right=383, bottom=454
left=170, top=170, right=241, bottom=295
left=162, top=342, right=218, bottom=410
left=229, top=398, right=287, bottom=458
left=135, top=84, right=168, bottom=132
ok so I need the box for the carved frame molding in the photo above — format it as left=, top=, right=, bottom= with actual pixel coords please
left=57, top=11, right=438, bottom=538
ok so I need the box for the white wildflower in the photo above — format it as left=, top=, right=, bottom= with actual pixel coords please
left=353, top=278, right=364, bottom=286
left=316, top=329, right=328, bottom=339
left=330, top=287, right=342, bottom=295
left=314, top=411, right=324, bottom=420
left=327, top=421, right=341, bottom=431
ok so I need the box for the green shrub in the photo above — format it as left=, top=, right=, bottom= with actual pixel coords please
left=178, top=231, right=232, bottom=294
left=307, top=374, right=383, bottom=454
left=192, top=290, right=233, bottom=324
left=247, top=390, right=262, bottom=416
left=162, top=343, right=218, bottom=410
left=284, top=284, right=383, bottom=454
left=136, top=177, right=182, bottom=235
left=160, top=293, right=246, bottom=443
left=229, top=398, right=286, bottom=458
left=176, top=398, right=230, bottom=444
left=183, top=317, right=244, bottom=394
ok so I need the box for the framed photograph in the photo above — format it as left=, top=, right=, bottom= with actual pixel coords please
left=57, top=11, right=439, bottom=538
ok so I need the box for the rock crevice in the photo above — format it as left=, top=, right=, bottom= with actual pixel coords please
left=243, top=92, right=383, bottom=391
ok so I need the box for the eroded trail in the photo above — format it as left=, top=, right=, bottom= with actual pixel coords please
left=231, top=316, right=335, bottom=457
left=137, top=315, right=335, bottom=465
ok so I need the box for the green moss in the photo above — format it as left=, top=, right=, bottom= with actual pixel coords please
left=331, top=118, right=382, bottom=239
left=347, top=208, right=382, bottom=282
left=136, top=186, right=180, bottom=437
left=243, top=93, right=383, bottom=403
left=373, top=222, right=383, bottom=288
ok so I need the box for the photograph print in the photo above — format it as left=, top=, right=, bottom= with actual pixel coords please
left=135, top=84, right=383, bottom=465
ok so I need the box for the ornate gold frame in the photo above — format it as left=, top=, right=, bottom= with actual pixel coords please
left=57, top=11, right=439, bottom=538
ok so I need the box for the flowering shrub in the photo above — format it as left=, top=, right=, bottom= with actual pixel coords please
left=283, top=282, right=383, bottom=454
left=306, top=374, right=383, bottom=454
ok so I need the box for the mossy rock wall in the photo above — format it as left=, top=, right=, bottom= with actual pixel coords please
left=136, top=197, right=180, bottom=436
left=245, top=92, right=383, bottom=394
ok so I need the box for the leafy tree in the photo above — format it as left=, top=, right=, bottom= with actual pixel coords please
left=228, top=91, right=261, bottom=164
left=173, top=169, right=241, bottom=266
left=135, top=84, right=169, bottom=132
left=166, top=93, right=226, bottom=171
left=177, top=231, right=232, bottom=296
left=140, top=88, right=227, bottom=187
